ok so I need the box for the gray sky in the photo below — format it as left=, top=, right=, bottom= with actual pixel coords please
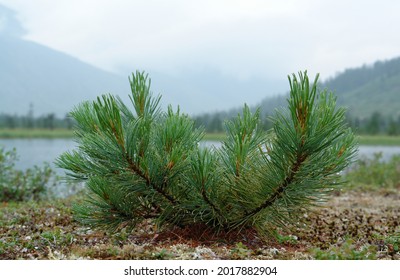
left=1, top=0, right=399, bottom=112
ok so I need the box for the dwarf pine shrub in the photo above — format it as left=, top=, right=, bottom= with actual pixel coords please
left=57, top=71, right=357, bottom=237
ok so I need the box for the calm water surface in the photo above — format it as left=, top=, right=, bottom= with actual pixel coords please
left=0, top=139, right=76, bottom=173
left=1, top=139, right=400, bottom=173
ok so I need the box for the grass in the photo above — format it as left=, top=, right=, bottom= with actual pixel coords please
left=358, top=135, right=400, bottom=146
left=203, top=132, right=226, bottom=141
left=0, top=128, right=74, bottom=139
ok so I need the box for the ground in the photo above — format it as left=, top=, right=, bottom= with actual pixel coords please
left=0, top=188, right=399, bottom=260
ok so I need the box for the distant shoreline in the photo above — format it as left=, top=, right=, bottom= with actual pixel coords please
left=355, top=135, right=400, bottom=146
left=1, top=129, right=399, bottom=146
left=204, top=133, right=400, bottom=146
left=0, top=128, right=74, bottom=139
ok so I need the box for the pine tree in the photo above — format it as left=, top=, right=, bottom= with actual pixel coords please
left=56, top=71, right=357, bottom=237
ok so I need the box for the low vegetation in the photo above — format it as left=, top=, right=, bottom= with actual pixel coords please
left=0, top=128, right=73, bottom=139
left=357, top=135, right=400, bottom=146
left=345, top=153, right=400, bottom=191
left=0, top=147, right=57, bottom=202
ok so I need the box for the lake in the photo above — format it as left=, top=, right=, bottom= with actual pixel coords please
left=1, top=139, right=400, bottom=174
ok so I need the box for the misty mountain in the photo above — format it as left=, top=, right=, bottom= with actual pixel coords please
left=0, top=35, right=286, bottom=117
left=0, top=29, right=285, bottom=117
left=0, top=4, right=131, bottom=117
left=255, top=57, right=400, bottom=120
left=0, top=35, right=132, bottom=117
left=0, top=5, right=127, bottom=117
left=0, top=3, right=131, bottom=117
left=0, top=32, right=285, bottom=117
left=146, top=69, right=286, bottom=115
left=0, top=4, right=287, bottom=117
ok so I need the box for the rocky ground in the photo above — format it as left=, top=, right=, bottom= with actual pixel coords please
left=0, top=188, right=399, bottom=260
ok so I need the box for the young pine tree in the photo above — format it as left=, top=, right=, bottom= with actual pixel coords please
left=57, top=71, right=357, bottom=237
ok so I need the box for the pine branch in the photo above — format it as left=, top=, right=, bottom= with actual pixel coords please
left=246, top=151, right=308, bottom=217
left=199, top=179, right=225, bottom=223
left=194, top=148, right=227, bottom=225
left=125, top=154, right=178, bottom=206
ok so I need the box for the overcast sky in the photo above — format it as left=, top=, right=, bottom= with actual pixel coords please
left=1, top=0, right=399, bottom=112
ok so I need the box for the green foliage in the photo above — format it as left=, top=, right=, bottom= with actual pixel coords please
left=385, top=234, right=400, bottom=255
left=152, top=248, right=174, bottom=260
left=0, top=128, right=74, bottom=139
left=0, top=147, right=56, bottom=202
left=357, top=135, right=400, bottom=146
left=40, top=229, right=74, bottom=247
left=345, top=153, right=400, bottom=190
left=274, top=232, right=298, bottom=245
left=57, top=70, right=357, bottom=237
left=313, top=239, right=377, bottom=260
left=230, top=242, right=252, bottom=259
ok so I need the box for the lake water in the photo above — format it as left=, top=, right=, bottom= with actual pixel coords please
left=1, top=139, right=400, bottom=173
left=0, top=138, right=76, bottom=172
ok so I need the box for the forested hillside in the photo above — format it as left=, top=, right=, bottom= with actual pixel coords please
left=257, top=57, right=400, bottom=119
left=324, top=57, right=400, bottom=119
left=194, top=57, right=400, bottom=134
